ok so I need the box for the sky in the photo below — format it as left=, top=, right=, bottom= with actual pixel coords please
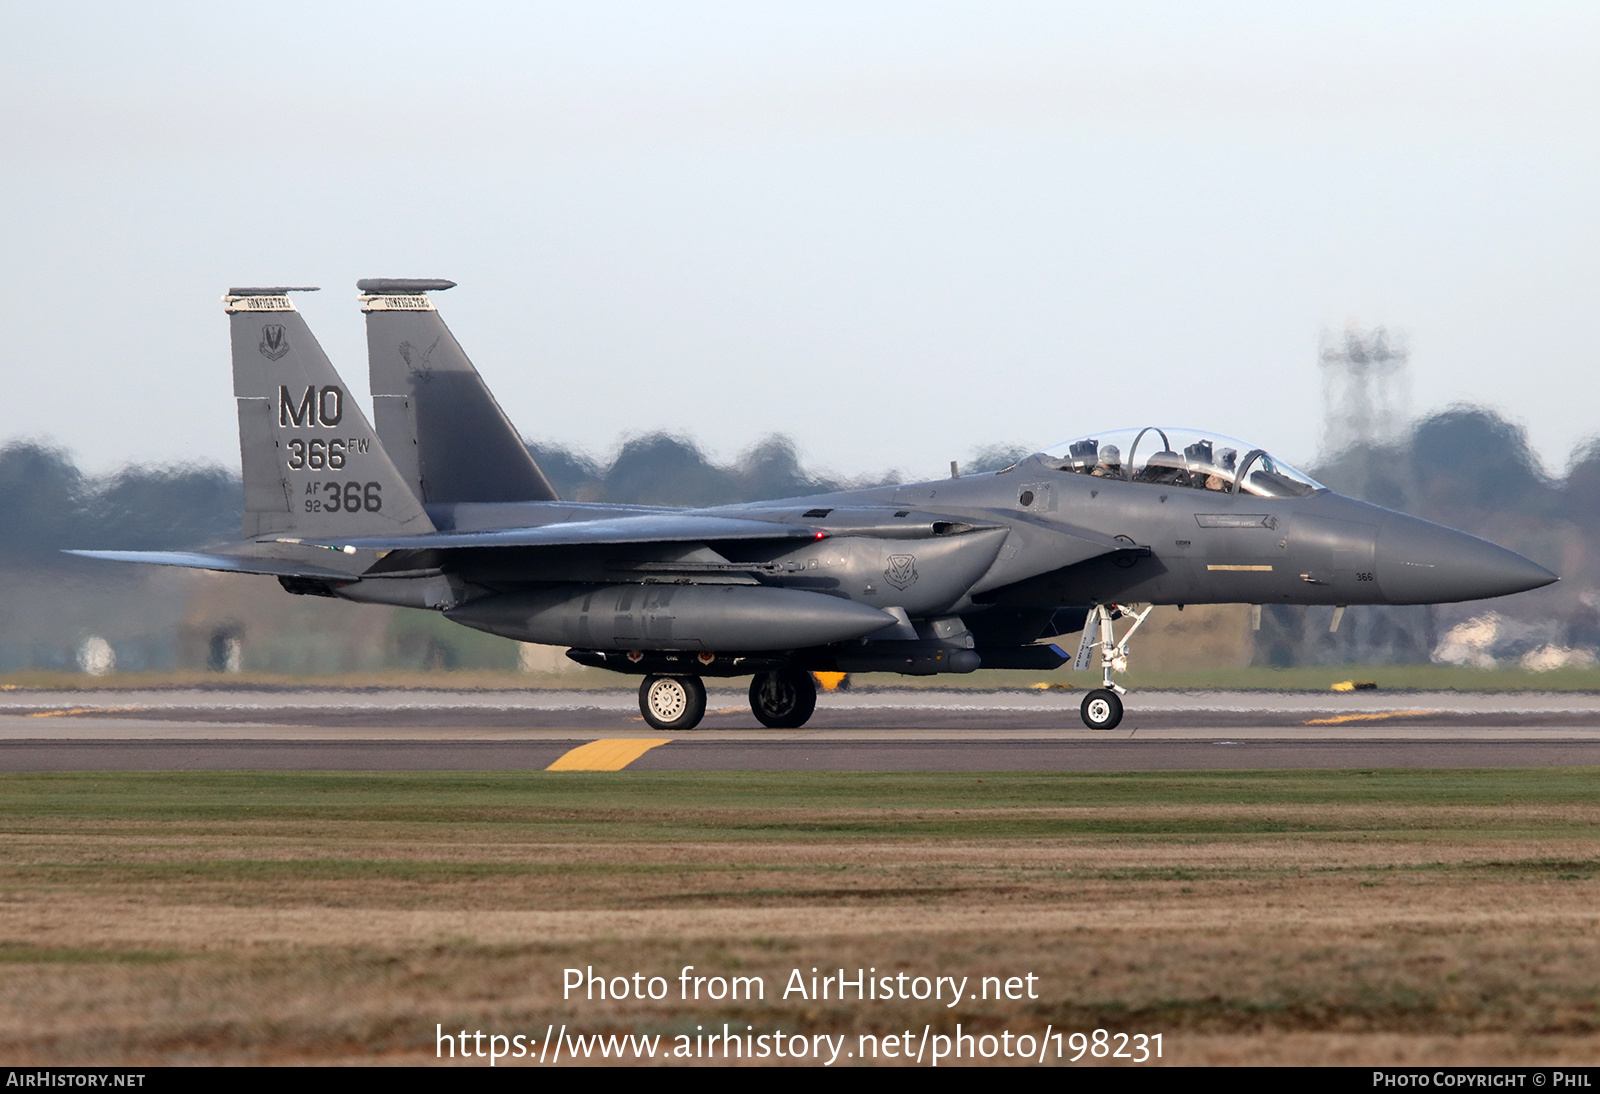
left=1, top=2, right=1596, bottom=483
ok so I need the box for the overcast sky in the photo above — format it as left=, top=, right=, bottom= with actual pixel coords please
left=2, top=2, right=1595, bottom=482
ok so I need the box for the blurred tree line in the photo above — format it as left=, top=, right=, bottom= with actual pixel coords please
left=3, top=410, right=1592, bottom=563
left=4, top=410, right=1595, bottom=670
left=7, top=409, right=1590, bottom=557
left=0, top=444, right=241, bottom=558
left=6, top=409, right=1587, bottom=556
left=528, top=434, right=898, bottom=507
left=1309, top=406, right=1596, bottom=532
left=0, top=433, right=905, bottom=558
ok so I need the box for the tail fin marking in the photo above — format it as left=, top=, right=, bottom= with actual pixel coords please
left=225, top=289, right=434, bottom=540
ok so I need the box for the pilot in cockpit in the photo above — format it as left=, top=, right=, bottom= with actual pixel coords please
left=1044, top=430, right=1321, bottom=497
left=1090, top=444, right=1122, bottom=478
left=1205, top=447, right=1237, bottom=491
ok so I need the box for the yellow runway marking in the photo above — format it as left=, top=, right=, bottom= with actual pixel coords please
left=25, top=707, right=138, bottom=718
left=1207, top=564, right=1274, bottom=572
left=1303, top=710, right=1438, bottom=725
left=546, top=739, right=671, bottom=771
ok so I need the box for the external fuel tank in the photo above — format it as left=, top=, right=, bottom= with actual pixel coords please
left=445, top=583, right=896, bottom=651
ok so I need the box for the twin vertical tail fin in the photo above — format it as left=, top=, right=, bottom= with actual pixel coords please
left=359, top=279, right=559, bottom=504
left=226, top=288, right=434, bottom=540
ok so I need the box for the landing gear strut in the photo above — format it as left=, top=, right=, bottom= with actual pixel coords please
left=749, top=668, right=817, bottom=728
left=638, top=674, right=707, bottom=731
left=1075, top=603, right=1154, bottom=730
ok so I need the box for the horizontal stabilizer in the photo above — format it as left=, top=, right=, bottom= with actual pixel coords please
left=64, top=550, right=360, bottom=582
left=308, top=513, right=825, bottom=552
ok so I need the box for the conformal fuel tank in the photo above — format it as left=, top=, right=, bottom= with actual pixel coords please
left=445, top=583, right=897, bottom=651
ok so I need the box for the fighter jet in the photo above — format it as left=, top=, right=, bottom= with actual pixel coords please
left=72, top=281, right=1558, bottom=731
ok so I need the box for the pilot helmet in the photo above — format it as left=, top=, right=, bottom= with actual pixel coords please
left=1099, top=444, right=1122, bottom=468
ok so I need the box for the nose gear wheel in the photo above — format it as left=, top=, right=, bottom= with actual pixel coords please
left=1080, top=688, right=1123, bottom=731
left=638, top=674, right=707, bottom=731
left=749, top=668, right=818, bottom=728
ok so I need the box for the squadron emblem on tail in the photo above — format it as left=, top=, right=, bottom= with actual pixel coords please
left=259, top=324, right=289, bottom=360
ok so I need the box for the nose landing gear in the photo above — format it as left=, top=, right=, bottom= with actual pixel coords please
left=1074, top=603, right=1154, bottom=730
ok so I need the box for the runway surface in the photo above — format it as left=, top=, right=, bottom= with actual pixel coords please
left=2, top=686, right=1599, bottom=770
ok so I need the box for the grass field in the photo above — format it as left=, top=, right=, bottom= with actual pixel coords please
left=1, top=769, right=1598, bottom=1066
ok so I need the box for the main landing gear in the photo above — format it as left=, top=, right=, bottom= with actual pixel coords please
left=636, top=668, right=820, bottom=731
left=748, top=667, right=817, bottom=729
left=638, top=674, right=707, bottom=731
left=1075, top=603, right=1155, bottom=731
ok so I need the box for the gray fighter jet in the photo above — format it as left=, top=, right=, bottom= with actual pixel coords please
left=73, top=281, right=1558, bottom=731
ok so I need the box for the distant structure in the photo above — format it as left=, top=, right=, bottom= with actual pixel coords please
left=1319, top=323, right=1410, bottom=458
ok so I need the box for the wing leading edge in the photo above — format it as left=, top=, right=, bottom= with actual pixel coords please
left=301, top=512, right=830, bottom=552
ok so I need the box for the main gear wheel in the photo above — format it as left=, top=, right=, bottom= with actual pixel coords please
left=748, top=668, right=818, bottom=728
left=638, top=674, right=707, bottom=731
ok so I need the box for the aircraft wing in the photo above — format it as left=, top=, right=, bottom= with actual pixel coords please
left=64, top=550, right=362, bottom=581
left=302, top=512, right=826, bottom=552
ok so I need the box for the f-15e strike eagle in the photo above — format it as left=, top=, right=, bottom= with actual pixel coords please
left=73, top=281, right=1557, bottom=730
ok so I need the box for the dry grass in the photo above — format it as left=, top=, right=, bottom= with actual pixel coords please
left=0, top=770, right=1598, bottom=1066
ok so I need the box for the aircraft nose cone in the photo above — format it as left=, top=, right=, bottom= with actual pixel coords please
left=1377, top=513, right=1558, bottom=604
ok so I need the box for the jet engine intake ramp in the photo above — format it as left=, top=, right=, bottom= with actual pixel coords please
left=360, top=278, right=559, bottom=505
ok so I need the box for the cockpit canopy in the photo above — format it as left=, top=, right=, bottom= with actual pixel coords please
left=1039, top=428, right=1323, bottom=499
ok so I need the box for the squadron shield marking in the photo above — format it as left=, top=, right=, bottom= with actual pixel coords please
left=884, top=554, right=919, bottom=590
left=259, top=324, right=289, bottom=360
